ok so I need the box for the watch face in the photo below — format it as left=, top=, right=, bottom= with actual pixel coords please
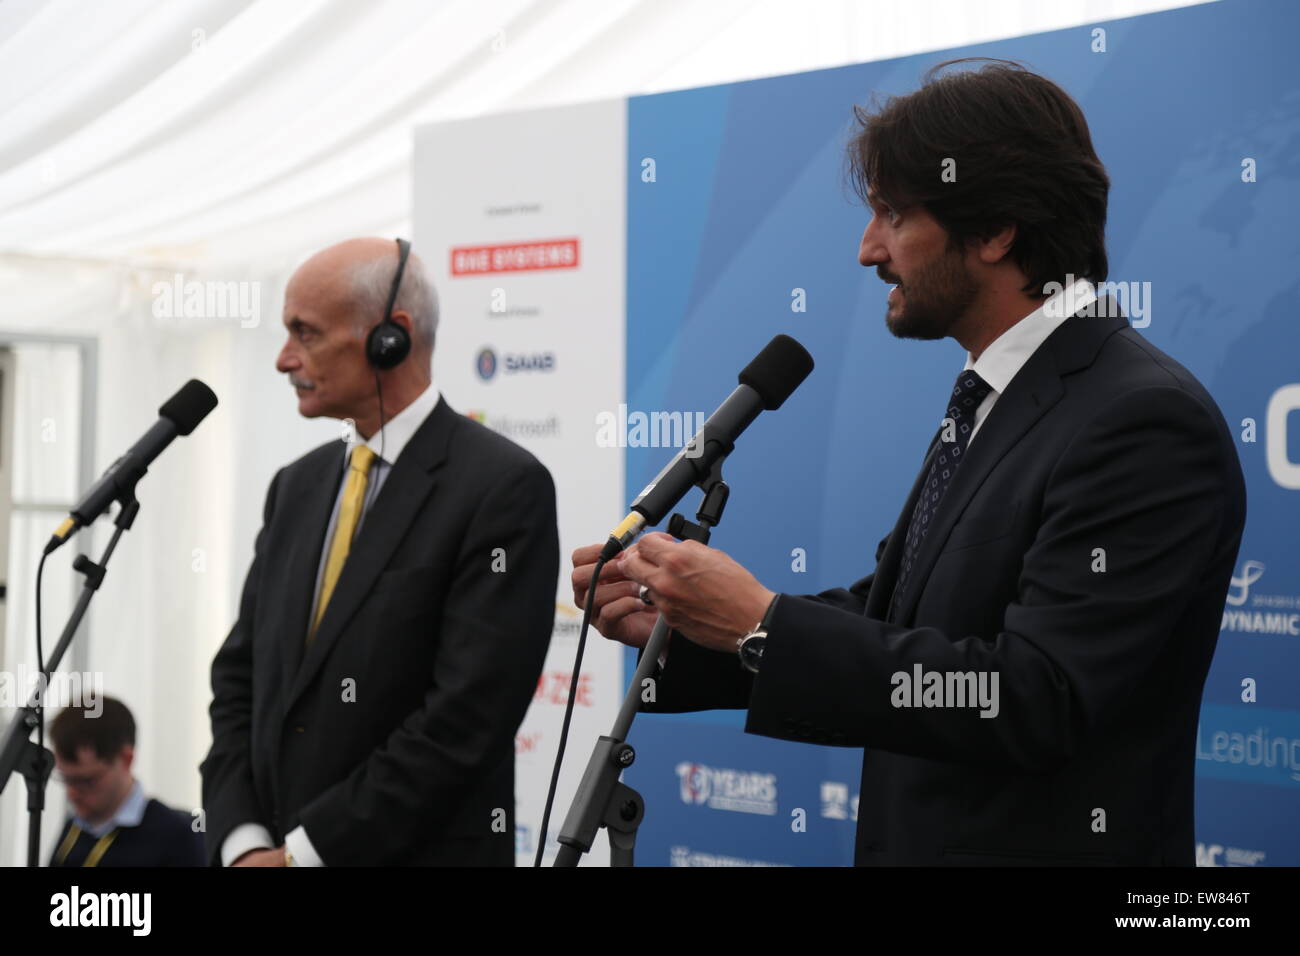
left=740, top=634, right=766, bottom=673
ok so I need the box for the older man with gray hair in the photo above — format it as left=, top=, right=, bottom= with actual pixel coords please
left=201, top=237, right=558, bottom=866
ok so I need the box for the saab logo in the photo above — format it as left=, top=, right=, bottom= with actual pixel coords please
left=504, top=352, right=555, bottom=373
left=1266, top=384, right=1300, bottom=489
left=1226, top=561, right=1266, bottom=606
left=476, top=348, right=556, bottom=380
left=451, top=237, right=580, bottom=276
left=674, top=762, right=777, bottom=815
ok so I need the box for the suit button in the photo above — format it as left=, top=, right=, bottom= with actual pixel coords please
left=294, top=726, right=305, bottom=733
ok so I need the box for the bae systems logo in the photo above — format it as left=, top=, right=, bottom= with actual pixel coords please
left=1220, top=560, right=1300, bottom=636
left=675, top=762, right=777, bottom=815
left=451, top=238, right=580, bottom=276
left=476, top=347, right=555, bottom=381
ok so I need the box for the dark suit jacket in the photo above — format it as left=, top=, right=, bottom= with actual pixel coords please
left=651, top=311, right=1247, bottom=865
left=200, top=397, right=558, bottom=865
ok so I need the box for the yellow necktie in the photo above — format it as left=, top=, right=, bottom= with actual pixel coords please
left=310, top=444, right=376, bottom=641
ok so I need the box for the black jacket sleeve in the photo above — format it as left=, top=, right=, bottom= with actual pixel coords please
left=198, top=469, right=282, bottom=865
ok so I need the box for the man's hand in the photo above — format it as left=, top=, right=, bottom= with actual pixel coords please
left=571, top=543, right=659, bottom=648
left=618, top=533, right=775, bottom=653
left=232, top=846, right=287, bottom=867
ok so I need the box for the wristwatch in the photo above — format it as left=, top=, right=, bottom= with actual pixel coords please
left=737, top=595, right=780, bottom=674
left=737, top=627, right=767, bottom=673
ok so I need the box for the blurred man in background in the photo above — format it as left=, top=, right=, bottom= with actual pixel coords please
left=49, top=697, right=203, bottom=867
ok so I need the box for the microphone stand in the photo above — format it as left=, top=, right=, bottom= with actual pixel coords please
left=0, top=494, right=140, bottom=866
left=553, top=467, right=730, bottom=867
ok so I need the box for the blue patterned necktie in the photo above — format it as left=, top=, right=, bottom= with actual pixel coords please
left=889, top=369, right=994, bottom=620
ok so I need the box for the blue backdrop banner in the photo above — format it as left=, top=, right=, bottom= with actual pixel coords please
left=622, top=0, right=1300, bottom=867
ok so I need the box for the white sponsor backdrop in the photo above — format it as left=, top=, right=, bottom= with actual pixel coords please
left=414, top=100, right=626, bottom=866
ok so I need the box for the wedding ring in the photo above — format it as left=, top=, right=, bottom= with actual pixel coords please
left=638, top=585, right=653, bottom=605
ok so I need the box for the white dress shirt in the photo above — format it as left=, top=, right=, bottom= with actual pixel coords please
left=221, top=379, right=441, bottom=867
left=961, top=277, right=1097, bottom=448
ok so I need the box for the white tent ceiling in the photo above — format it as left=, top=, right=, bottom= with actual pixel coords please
left=0, top=0, right=1209, bottom=274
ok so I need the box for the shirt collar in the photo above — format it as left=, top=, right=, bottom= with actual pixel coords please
left=962, top=277, right=1097, bottom=394
left=75, top=779, right=146, bottom=838
left=355, top=379, right=440, bottom=467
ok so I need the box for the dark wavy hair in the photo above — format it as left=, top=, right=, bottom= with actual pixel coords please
left=847, top=58, right=1109, bottom=296
left=50, top=697, right=135, bottom=762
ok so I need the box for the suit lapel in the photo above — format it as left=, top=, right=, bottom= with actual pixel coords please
left=278, top=455, right=346, bottom=694
left=285, top=398, right=457, bottom=712
left=885, top=311, right=1129, bottom=625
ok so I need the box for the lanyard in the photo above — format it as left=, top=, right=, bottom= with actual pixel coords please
left=54, top=824, right=120, bottom=867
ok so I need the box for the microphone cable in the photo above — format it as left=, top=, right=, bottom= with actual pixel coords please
left=532, top=558, right=606, bottom=867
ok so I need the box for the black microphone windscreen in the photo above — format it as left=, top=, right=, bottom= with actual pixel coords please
left=160, top=379, right=219, bottom=435
left=738, top=335, right=814, bottom=410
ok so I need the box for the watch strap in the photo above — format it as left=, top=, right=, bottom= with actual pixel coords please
left=759, top=593, right=780, bottom=632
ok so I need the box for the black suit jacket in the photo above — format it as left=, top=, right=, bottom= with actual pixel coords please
left=651, top=312, right=1247, bottom=865
left=200, top=397, right=558, bottom=865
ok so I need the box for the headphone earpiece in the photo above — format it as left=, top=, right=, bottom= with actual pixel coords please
left=366, top=238, right=413, bottom=370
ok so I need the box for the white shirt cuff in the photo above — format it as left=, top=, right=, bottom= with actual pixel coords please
left=221, top=823, right=274, bottom=867
left=285, top=825, right=325, bottom=867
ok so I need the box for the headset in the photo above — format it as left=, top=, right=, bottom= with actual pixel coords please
left=363, top=237, right=413, bottom=466
left=366, top=237, right=413, bottom=370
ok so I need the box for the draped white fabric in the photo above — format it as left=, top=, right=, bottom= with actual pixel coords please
left=0, top=0, right=1212, bottom=866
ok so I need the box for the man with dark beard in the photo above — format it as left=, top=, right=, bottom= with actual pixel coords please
left=571, top=59, right=1246, bottom=865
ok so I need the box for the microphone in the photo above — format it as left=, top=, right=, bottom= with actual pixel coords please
left=45, top=379, right=219, bottom=555
left=599, top=334, right=814, bottom=561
